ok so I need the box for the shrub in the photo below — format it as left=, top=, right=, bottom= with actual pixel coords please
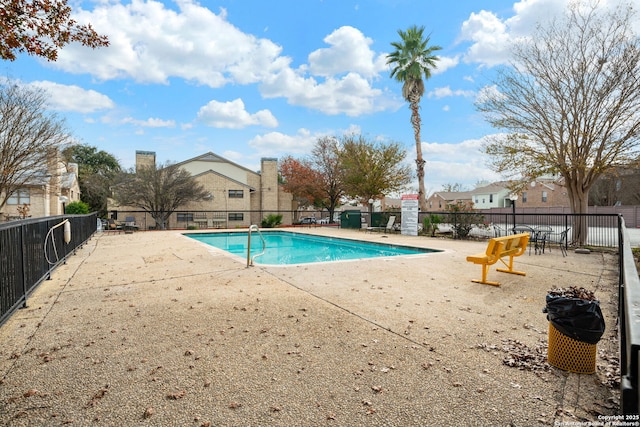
left=261, top=214, right=283, bottom=228
left=445, top=202, right=485, bottom=239
left=422, top=214, right=443, bottom=237
left=65, top=201, right=90, bottom=214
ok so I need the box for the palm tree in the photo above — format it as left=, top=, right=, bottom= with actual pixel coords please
left=387, top=25, right=441, bottom=211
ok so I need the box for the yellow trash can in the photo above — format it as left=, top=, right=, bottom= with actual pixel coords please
left=547, top=322, right=597, bottom=374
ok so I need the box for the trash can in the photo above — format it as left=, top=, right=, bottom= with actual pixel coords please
left=543, top=288, right=605, bottom=374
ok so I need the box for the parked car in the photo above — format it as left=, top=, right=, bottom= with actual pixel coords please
left=299, top=217, right=317, bottom=224
left=318, top=217, right=330, bottom=224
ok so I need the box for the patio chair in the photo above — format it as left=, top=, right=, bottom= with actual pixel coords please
left=493, top=224, right=507, bottom=237
left=124, top=216, right=139, bottom=233
left=513, top=225, right=536, bottom=255
left=367, top=216, right=396, bottom=233
left=194, top=212, right=208, bottom=229
left=545, top=227, right=571, bottom=257
left=533, top=225, right=553, bottom=254
left=106, top=218, right=124, bottom=234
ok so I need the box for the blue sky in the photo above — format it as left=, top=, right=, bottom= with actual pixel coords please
left=6, top=0, right=637, bottom=193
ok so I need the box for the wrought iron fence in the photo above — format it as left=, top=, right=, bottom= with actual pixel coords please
left=0, top=213, right=97, bottom=326
left=620, top=215, right=640, bottom=415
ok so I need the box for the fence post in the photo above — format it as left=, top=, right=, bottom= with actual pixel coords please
left=20, top=223, right=28, bottom=308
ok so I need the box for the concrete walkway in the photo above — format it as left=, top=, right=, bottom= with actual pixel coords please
left=0, top=228, right=622, bottom=426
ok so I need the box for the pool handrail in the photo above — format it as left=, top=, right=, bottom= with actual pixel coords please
left=247, top=225, right=266, bottom=267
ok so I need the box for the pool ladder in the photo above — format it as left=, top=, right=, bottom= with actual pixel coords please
left=247, top=225, right=266, bottom=267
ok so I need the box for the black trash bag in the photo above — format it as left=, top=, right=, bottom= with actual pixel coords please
left=544, top=294, right=605, bottom=344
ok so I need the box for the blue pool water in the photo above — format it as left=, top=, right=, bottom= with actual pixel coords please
left=186, top=231, right=440, bottom=265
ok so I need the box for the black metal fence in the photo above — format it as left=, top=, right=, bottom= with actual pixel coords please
left=0, top=213, right=97, bottom=326
left=619, top=215, right=640, bottom=415
left=359, top=211, right=621, bottom=248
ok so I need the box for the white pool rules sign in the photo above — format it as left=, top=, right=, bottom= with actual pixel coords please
left=401, top=194, right=419, bottom=236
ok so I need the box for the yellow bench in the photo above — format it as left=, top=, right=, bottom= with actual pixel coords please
left=466, top=233, right=530, bottom=286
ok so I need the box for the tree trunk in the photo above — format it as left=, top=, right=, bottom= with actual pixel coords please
left=567, top=182, right=589, bottom=246
left=409, top=97, right=427, bottom=212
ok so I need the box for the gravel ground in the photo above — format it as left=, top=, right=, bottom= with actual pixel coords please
left=0, top=228, right=621, bottom=426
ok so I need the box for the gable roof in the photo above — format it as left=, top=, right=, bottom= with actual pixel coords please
left=175, top=151, right=259, bottom=176
left=430, top=191, right=474, bottom=201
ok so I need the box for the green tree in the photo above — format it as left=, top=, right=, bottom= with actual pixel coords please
left=63, top=144, right=121, bottom=216
left=387, top=25, right=441, bottom=212
left=0, top=0, right=109, bottom=61
left=65, top=200, right=89, bottom=214
left=112, top=162, right=209, bottom=230
left=476, top=2, right=640, bottom=245
left=338, top=135, right=412, bottom=210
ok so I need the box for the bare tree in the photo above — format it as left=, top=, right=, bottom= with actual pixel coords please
left=112, top=162, right=209, bottom=230
left=0, top=81, right=70, bottom=213
left=310, top=136, right=345, bottom=223
left=476, top=2, right=640, bottom=245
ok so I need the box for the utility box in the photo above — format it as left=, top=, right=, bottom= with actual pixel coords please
left=340, top=210, right=362, bottom=229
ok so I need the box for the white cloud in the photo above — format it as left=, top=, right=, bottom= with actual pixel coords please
left=308, top=26, right=387, bottom=78
left=459, top=9, right=512, bottom=67
left=28, top=81, right=114, bottom=113
left=431, top=55, right=460, bottom=75
left=122, top=117, right=176, bottom=128
left=196, top=98, right=278, bottom=129
left=475, top=84, right=503, bottom=104
left=248, top=128, right=316, bottom=157
left=57, top=1, right=396, bottom=118
left=428, top=86, right=475, bottom=99
left=420, top=137, right=502, bottom=189
left=61, top=1, right=286, bottom=87
left=260, top=69, right=389, bottom=116
left=456, top=0, right=627, bottom=68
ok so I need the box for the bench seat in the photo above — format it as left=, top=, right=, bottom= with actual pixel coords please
left=466, top=233, right=530, bottom=286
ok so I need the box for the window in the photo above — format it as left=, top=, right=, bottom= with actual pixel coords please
left=228, top=213, right=244, bottom=221
left=489, top=194, right=493, bottom=203
left=522, top=192, right=528, bottom=203
left=7, top=189, right=30, bottom=205
left=228, top=190, right=244, bottom=198
left=177, top=213, right=193, bottom=222
left=542, top=191, right=548, bottom=203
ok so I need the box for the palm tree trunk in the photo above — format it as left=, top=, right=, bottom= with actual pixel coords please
left=410, top=97, right=427, bottom=212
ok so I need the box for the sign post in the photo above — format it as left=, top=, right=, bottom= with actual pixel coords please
left=401, top=194, right=419, bottom=236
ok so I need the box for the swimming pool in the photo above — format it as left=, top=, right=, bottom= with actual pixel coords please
left=186, top=231, right=440, bottom=265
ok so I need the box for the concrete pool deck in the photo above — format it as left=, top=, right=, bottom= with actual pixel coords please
left=0, top=228, right=623, bottom=426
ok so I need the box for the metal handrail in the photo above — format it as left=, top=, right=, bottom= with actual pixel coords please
left=246, top=224, right=266, bottom=267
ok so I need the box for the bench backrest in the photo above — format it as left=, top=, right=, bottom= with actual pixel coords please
left=485, top=233, right=530, bottom=258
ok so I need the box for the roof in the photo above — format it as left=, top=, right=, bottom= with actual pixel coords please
left=430, top=191, right=474, bottom=201
left=174, top=151, right=260, bottom=176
